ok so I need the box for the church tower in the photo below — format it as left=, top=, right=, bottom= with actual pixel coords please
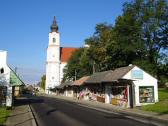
left=45, top=16, right=60, bottom=94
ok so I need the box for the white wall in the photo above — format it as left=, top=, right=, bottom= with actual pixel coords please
left=123, top=66, right=158, bottom=106
left=60, top=62, right=67, bottom=82
left=49, top=32, right=60, bottom=46
left=0, top=50, right=10, bottom=85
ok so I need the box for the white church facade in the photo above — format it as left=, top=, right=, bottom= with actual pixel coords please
left=45, top=17, right=77, bottom=94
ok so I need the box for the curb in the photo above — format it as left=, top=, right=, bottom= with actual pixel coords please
left=28, top=98, right=38, bottom=126
left=75, top=101, right=168, bottom=126
left=28, top=105, right=37, bottom=126
left=5, top=97, right=38, bottom=126
left=43, top=95, right=168, bottom=126
left=118, top=110, right=168, bottom=126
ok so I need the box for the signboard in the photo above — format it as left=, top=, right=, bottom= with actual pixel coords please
left=131, top=70, right=143, bottom=79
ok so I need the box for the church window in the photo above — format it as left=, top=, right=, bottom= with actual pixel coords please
left=53, top=38, right=56, bottom=43
left=0, top=68, right=4, bottom=74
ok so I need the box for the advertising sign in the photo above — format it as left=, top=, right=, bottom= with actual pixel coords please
left=131, top=70, right=143, bottom=79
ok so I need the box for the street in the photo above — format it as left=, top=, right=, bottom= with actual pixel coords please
left=30, top=96, right=155, bottom=126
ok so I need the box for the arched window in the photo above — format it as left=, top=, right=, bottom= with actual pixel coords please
left=0, top=68, right=4, bottom=74
left=53, top=38, right=56, bottom=43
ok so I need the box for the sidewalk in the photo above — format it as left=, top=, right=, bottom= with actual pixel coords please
left=43, top=94, right=168, bottom=126
left=5, top=97, right=36, bottom=126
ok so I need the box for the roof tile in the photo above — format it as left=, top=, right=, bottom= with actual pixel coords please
left=60, top=47, right=78, bottom=62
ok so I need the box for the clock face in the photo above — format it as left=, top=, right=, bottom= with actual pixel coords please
left=53, top=38, right=56, bottom=43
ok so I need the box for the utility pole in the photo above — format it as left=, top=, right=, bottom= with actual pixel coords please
left=74, top=69, right=77, bottom=81
left=14, top=67, right=18, bottom=74
left=15, top=67, right=18, bottom=73
left=93, top=61, right=96, bottom=73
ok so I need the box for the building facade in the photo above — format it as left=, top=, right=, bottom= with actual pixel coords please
left=45, top=17, right=77, bottom=94
left=0, top=50, right=10, bottom=86
left=0, top=50, right=24, bottom=107
left=55, top=65, right=158, bottom=108
left=45, top=17, right=60, bottom=94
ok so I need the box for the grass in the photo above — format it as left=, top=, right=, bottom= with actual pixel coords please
left=0, top=107, right=11, bottom=125
left=141, top=88, right=168, bottom=114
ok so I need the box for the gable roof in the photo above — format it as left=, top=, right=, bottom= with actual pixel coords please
left=56, top=81, right=73, bottom=89
left=73, top=76, right=90, bottom=86
left=102, top=65, right=135, bottom=82
left=85, top=71, right=111, bottom=84
left=85, top=65, right=135, bottom=84
left=60, top=47, right=78, bottom=63
left=9, top=67, right=24, bottom=86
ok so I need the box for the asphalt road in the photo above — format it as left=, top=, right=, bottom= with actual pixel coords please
left=30, top=96, right=155, bottom=126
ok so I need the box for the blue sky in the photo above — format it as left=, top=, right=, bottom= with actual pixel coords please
left=0, top=0, right=131, bottom=84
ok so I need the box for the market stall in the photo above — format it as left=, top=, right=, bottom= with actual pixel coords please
left=111, top=86, right=128, bottom=108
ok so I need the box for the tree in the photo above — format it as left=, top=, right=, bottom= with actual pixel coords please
left=40, top=75, right=46, bottom=90
left=157, top=63, right=168, bottom=87
left=63, top=48, right=84, bottom=81
left=63, top=0, right=168, bottom=84
left=121, top=0, right=168, bottom=76
left=86, top=23, right=114, bottom=71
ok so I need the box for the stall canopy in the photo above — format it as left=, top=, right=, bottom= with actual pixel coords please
left=73, top=76, right=90, bottom=86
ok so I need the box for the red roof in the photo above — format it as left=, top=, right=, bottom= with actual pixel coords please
left=60, top=47, right=78, bottom=62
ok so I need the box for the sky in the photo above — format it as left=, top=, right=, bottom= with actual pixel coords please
left=0, top=0, right=131, bottom=84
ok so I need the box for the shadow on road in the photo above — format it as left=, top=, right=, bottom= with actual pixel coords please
left=14, top=95, right=44, bottom=107
left=46, top=109, right=57, bottom=115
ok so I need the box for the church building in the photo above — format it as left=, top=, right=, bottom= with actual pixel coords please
left=45, top=17, right=77, bottom=94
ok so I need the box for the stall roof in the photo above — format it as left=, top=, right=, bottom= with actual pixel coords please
left=56, top=81, right=73, bottom=89
left=85, top=71, right=112, bottom=84
left=102, top=65, right=135, bottom=82
left=73, top=76, right=90, bottom=86
left=85, top=65, right=135, bottom=84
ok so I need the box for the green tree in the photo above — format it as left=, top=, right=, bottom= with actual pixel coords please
left=63, top=47, right=93, bottom=81
left=63, top=48, right=83, bottom=80
left=40, top=75, right=46, bottom=90
left=63, top=0, right=168, bottom=84
left=86, top=23, right=114, bottom=71
left=111, top=0, right=168, bottom=76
